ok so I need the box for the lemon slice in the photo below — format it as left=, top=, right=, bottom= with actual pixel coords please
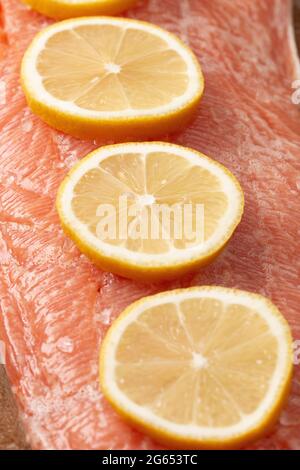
left=56, top=142, right=244, bottom=281
left=21, top=17, right=204, bottom=141
left=22, top=0, right=137, bottom=19
left=100, top=286, right=293, bottom=449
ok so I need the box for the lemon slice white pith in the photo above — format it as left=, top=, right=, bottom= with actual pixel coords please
left=21, top=17, right=204, bottom=140
left=100, top=286, right=293, bottom=449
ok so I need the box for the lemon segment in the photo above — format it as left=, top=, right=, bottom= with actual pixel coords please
left=21, top=17, right=204, bottom=140
left=22, top=0, right=138, bottom=19
left=56, top=142, right=244, bottom=281
left=99, top=286, right=293, bottom=449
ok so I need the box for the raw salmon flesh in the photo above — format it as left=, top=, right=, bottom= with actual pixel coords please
left=0, top=0, right=300, bottom=450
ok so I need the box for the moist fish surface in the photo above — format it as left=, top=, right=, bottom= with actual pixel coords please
left=0, top=0, right=300, bottom=450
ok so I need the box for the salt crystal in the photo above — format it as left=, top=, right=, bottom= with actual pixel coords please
left=22, top=119, right=33, bottom=133
left=280, top=409, right=300, bottom=427
left=41, top=342, right=53, bottom=355
left=56, top=336, right=74, bottom=353
left=0, top=81, right=7, bottom=106
left=99, top=308, right=112, bottom=325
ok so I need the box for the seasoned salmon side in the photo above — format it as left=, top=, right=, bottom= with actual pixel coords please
left=0, top=0, right=300, bottom=450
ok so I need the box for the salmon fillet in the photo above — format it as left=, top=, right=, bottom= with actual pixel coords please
left=0, top=0, right=300, bottom=450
